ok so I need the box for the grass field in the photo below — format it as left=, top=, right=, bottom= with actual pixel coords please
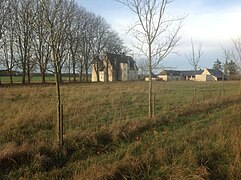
left=0, top=75, right=88, bottom=83
left=0, top=76, right=62, bottom=83
left=0, top=81, right=240, bottom=179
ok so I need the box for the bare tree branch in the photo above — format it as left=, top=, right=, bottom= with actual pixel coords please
left=185, top=38, right=203, bottom=101
left=117, top=0, right=185, bottom=117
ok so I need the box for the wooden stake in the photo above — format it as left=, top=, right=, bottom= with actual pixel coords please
left=57, top=103, right=63, bottom=147
left=239, top=78, right=241, bottom=96
left=60, top=104, right=63, bottom=146
left=152, top=93, right=155, bottom=117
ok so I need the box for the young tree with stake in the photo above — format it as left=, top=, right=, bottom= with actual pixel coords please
left=185, top=39, right=203, bottom=102
left=117, top=0, right=184, bottom=117
left=40, top=0, right=76, bottom=147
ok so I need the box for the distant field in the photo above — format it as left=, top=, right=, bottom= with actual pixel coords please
left=0, top=75, right=88, bottom=83
left=0, top=74, right=91, bottom=84
left=0, top=81, right=240, bottom=179
left=0, top=76, right=23, bottom=83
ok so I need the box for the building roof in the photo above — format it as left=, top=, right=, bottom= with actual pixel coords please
left=93, top=56, right=105, bottom=71
left=150, top=72, right=157, bottom=78
left=144, top=72, right=158, bottom=78
left=206, top=68, right=223, bottom=78
left=159, top=70, right=181, bottom=76
left=180, top=70, right=203, bottom=76
left=159, top=68, right=224, bottom=78
left=159, top=70, right=203, bottom=76
left=105, top=52, right=138, bottom=70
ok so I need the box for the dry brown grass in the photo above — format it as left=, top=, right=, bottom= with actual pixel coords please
left=0, top=81, right=240, bottom=179
left=0, top=142, right=32, bottom=174
left=73, top=95, right=241, bottom=179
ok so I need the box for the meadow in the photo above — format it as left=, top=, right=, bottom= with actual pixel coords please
left=0, top=81, right=240, bottom=179
left=0, top=75, right=88, bottom=84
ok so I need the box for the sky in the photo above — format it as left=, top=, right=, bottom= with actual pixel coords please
left=77, top=0, right=241, bottom=70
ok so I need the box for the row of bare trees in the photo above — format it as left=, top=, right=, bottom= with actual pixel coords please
left=0, top=0, right=124, bottom=84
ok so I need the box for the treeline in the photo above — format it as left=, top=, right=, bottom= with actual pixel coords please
left=213, top=59, right=240, bottom=80
left=0, top=0, right=124, bottom=84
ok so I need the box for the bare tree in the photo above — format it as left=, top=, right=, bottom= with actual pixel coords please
left=117, top=0, right=184, bottom=117
left=224, top=37, right=241, bottom=94
left=221, top=48, right=229, bottom=97
left=40, top=0, right=76, bottom=146
left=0, top=0, right=11, bottom=40
left=185, top=39, right=203, bottom=101
left=32, top=0, right=51, bottom=84
left=103, top=30, right=124, bottom=54
left=91, top=16, right=111, bottom=82
left=232, top=38, right=241, bottom=73
left=1, top=0, right=124, bottom=85
left=91, top=16, right=124, bottom=82
left=0, top=29, right=15, bottom=84
left=222, top=47, right=239, bottom=78
left=66, top=5, right=83, bottom=82
left=0, top=0, right=15, bottom=83
left=79, top=11, right=97, bottom=82
left=137, top=58, right=148, bottom=78
left=14, top=0, right=36, bottom=84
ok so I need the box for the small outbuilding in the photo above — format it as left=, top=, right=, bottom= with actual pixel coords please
left=158, top=68, right=224, bottom=82
left=145, top=72, right=159, bottom=81
left=158, top=70, right=182, bottom=81
left=196, top=68, right=223, bottom=81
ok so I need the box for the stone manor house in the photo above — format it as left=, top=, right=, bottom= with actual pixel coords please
left=92, top=53, right=138, bottom=82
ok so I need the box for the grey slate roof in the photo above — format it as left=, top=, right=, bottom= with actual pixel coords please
left=159, top=70, right=203, bottom=76
left=159, top=70, right=181, bottom=76
left=105, top=53, right=138, bottom=70
left=180, top=70, right=203, bottom=76
left=206, top=69, right=223, bottom=79
left=159, top=68, right=224, bottom=78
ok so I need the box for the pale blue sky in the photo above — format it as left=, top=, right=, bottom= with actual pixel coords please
left=77, top=0, right=241, bottom=70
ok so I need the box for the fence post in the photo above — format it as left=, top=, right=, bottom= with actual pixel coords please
left=57, top=103, right=64, bottom=147
left=60, top=104, right=64, bottom=147
left=152, top=93, right=155, bottom=117
left=239, top=78, right=241, bottom=95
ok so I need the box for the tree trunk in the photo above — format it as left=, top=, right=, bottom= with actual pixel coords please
left=27, top=64, right=31, bottom=84
left=79, top=72, right=81, bottom=82
left=22, top=64, right=26, bottom=84
left=73, top=61, right=76, bottom=83
left=52, top=46, right=63, bottom=146
left=152, top=93, right=155, bottom=117
left=193, top=82, right=196, bottom=102
left=221, top=71, right=225, bottom=97
left=97, top=71, right=100, bottom=82
left=239, top=78, right=241, bottom=95
left=68, top=67, right=71, bottom=83
left=85, top=68, right=88, bottom=82
left=94, top=62, right=100, bottom=82
left=7, top=69, right=13, bottom=84
left=41, top=70, right=46, bottom=84
left=106, top=61, right=109, bottom=82
left=59, top=68, right=62, bottom=83
left=193, top=68, right=197, bottom=102
left=148, top=44, right=153, bottom=118
left=79, top=66, right=83, bottom=82
left=55, top=67, right=63, bottom=147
